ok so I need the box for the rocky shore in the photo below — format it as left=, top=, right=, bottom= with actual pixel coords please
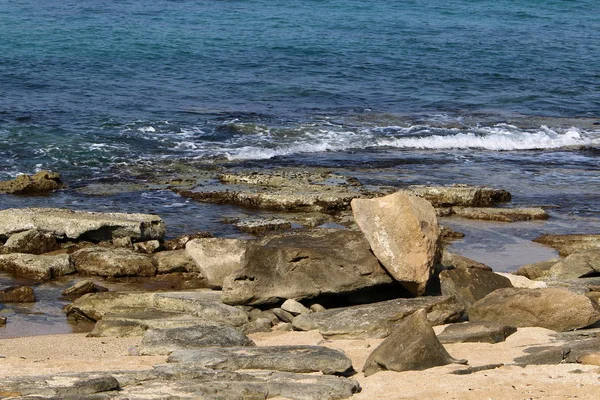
left=1, top=170, right=600, bottom=399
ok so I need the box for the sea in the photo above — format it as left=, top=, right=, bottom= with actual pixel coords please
left=1, top=0, right=599, bottom=336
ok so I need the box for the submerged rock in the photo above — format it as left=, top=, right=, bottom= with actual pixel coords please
left=71, top=247, right=157, bottom=277
left=437, top=321, right=517, bottom=344
left=0, top=170, right=66, bottom=195
left=0, top=286, right=36, bottom=303
left=61, top=280, right=109, bottom=297
left=186, top=238, right=248, bottom=288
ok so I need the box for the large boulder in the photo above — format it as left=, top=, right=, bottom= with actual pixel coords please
left=362, top=309, right=466, bottom=376
left=292, top=295, right=464, bottom=339
left=0, top=253, right=74, bottom=280
left=351, top=192, right=441, bottom=295
left=0, top=208, right=166, bottom=241
left=71, top=247, right=156, bottom=277
left=534, top=234, right=600, bottom=257
left=469, top=288, right=600, bottom=331
left=221, top=229, right=393, bottom=306
left=3, top=229, right=59, bottom=254
left=0, top=170, right=65, bottom=195
left=186, top=238, right=248, bottom=288
left=407, top=185, right=511, bottom=207
left=439, top=267, right=513, bottom=308
left=548, top=250, right=600, bottom=279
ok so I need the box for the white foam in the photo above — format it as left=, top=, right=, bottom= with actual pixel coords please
left=138, top=126, right=156, bottom=133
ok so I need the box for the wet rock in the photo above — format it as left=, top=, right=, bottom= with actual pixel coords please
left=437, top=322, right=517, bottom=344
left=234, top=217, right=292, bottom=234
left=281, top=299, right=311, bottom=316
left=439, top=267, right=513, bottom=308
left=168, top=345, right=354, bottom=375
left=65, top=292, right=157, bottom=321
left=0, top=170, right=66, bottom=195
left=513, top=338, right=600, bottom=365
left=452, top=207, right=549, bottom=222
left=469, top=288, right=600, bottom=331
left=363, top=309, right=466, bottom=376
left=140, top=325, right=255, bottom=355
left=71, top=247, right=157, bottom=277
left=0, top=373, right=119, bottom=397
left=186, top=238, right=248, bottom=288
left=407, top=185, right=511, bottom=207
left=0, top=207, right=166, bottom=241
left=533, top=234, right=600, bottom=257
left=163, top=231, right=214, bottom=250
left=133, top=239, right=162, bottom=254
left=351, top=192, right=440, bottom=295
left=0, top=286, right=36, bottom=302
left=516, top=259, right=559, bottom=280
left=548, top=250, right=600, bottom=279
left=450, top=364, right=504, bottom=375
left=3, top=229, right=59, bottom=254
left=440, top=225, right=465, bottom=241
left=292, top=295, right=464, bottom=339
left=61, top=280, right=108, bottom=297
left=495, top=272, right=548, bottom=289
left=222, top=229, right=393, bottom=306
left=440, top=250, right=492, bottom=271
left=0, top=253, right=74, bottom=280
left=154, top=249, right=196, bottom=274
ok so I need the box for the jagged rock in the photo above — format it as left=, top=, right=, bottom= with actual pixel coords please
left=516, top=259, right=559, bottom=280
left=133, top=240, right=162, bottom=254
left=0, top=207, right=166, bottom=241
left=533, top=234, right=600, bottom=257
left=0, top=286, right=36, bottom=303
left=292, top=296, right=464, bottom=339
left=234, top=218, right=292, bottom=234
left=71, top=247, right=157, bottom=277
left=440, top=226, right=465, bottom=241
left=437, top=322, right=517, bottom=344
left=3, top=229, right=59, bottom=254
left=0, top=253, right=74, bottom=280
left=186, top=238, right=248, bottom=288
left=548, top=250, right=600, bottom=279
left=61, top=280, right=108, bottom=297
left=154, top=249, right=196, bottom=274
left=495, top=272, right=547, bottom=289
left=140, top=325, right=255, bottom=355
left=452, top=207, right=549, bottom=222
left=0, top=373, right=119, bottom=397
left=167, top=345, right=353, bottom=375
left=363, top=309, right=466, bottom=376
left=469, top=288, right=600, bottom=331
left=440, top=250, right=492, bottom=271
left=407, top=185, right=511, bottom=207
left=222, top=230, right=393, bottom=306
left=351, top=192, right=440, bottom=295
left=439, top=267, right=513, bottom=308
left=281, top=299, right=311, bottom=316
left=163, top=232, right=214, bottom=250
left=0, top=170, right=66, bottom=195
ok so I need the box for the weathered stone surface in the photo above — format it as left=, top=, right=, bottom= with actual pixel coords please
left=140, top=325, right=255, bottom=355
left=0, top=316, right=6, bottom=325
left=495, top=272, right=548, bottom=289
left=0, top=170, right=66, bottom=195
left=241, top=318, right=273, bottom=334
left=407, top=185, right=511, bottom=207
left=222, top=230, right=393, bottom=306
left=163, top=232, right=214, bottom=250
left=62, top=280, right=108, bottom=297
left=3, top=229, right=59, bottom=254
left=88, top=319, right=149, bottom=337
left=548, top=250, right=600, bottom=279
left=437, top=322, right=517, bottom=344
left=0, top=286, right=36, bottom=302
left=452, top=207, right=549, bottom=222
left=292, top=296, right=464, bottom=339
left=0, top=373, right=119, bottom=397
left=234, top=217, right=292, bottom=234
left=534, top=234, right=600, bottom=257
left=440, top=267, right=513, bottom=308
left=133, top=239, right=162, bottom=254
left=351, top=192, right=440, bottom=295
left=154, top=249, right=195, bottom=274
left=310, top=303, right=326, bottom=313
left=514, top=338, right=600, bottom=365
left=72, top=247, right=157, bottom=277
left=363, top=309, right=466, bottom=376
left=65, top=292, right=157, bottom=322
left=186, top=238, right=248, bottom=288
left=0, top=207, right=166, bottom=241
left=469, top=288, right=600, bottom=331
left=516, top=259, right=559, bottom=280
left=281, top=299, right=311, bottom=316
left=440, top=251, right=492, bottom=271
left=0, top=253, right=74, bottom=280
left=168, top=345, right=354, bottom=375
left=273, top=308, right=294, bottom=323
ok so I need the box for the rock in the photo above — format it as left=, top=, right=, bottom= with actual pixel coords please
left=292, top=295, right=464, bottom=339
left=310, top=303, right=326, bottom=313
left=469, top=288, right=600, bottom=331
left=450, top=364, right=504, bottom=375
left=88, top=319, right=149, bottom=338
left=0, top=207, right=166, bottom=241
left=451, top=207, right=549, bottom=222
left=0, top=286, right=36, bottom=302
left=362, top=309, right=466, bottom=376
left=0, top=253, right=74, bottom=280
left=548, top=250, right=600, bottom=279
left=439, top=267, right=513, bottom=308
left=185, top=238, right=248, bottom=288
left=167, top=345, right=354, bottom=375
left=3, top=229, right=59, bottom=254
left=351, top=192, right=440, bottom=295
left=71, top=247, right=156, bottom=277
left=241, top=318, right=273, bottom=334
left=139, top=325, right=255, bottom=355
left=495, top=272, right=548, bottom=289
left=111, top=236, right=133, bottom=248
left=163, top=232, right=214, bottom=250
left=407, top=185, right=511, bottom=207
left=281, top=299, right=311, bottom=316
left=440, top=250, right=492, bottom=271
left=273, top=308, right=295, bottom=323
left=0, top=316, right=6, bottom=326
left=514, top=338, right=600, bottom=365
left=437, top=322, right=517, bottom=344
left=61, top=280, right=108, bottom=297
left=516, top=259, right=559, bottom=280
left=534, top=234, right=600, bottom=257
left=234, top=218, right=292, bottom=234
left=0, top=170, right=66, bottom=195
left=133, top=240, right=162, bottom=254
left=0, top=373, right=119, bottom=397
left=274, top=322, right=294, bottom=331
left=154, top=250, right=196, bottom=274
left=222, top=230, right=393, bottom=306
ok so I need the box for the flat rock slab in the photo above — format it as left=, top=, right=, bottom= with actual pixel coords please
left=0, top=253, right=74, bottom=281
left=72, top=247, right=157, bottom=277
left=534, top=234, right=600, bottom=257
left=1, top=373, right=119, bottom=397
left=451, top=207, right=549, bottom=222
left=292, top=295, right=464, bottom=339
left=167, top=345, right=353, bottom=375
left=437, top=322, right=517, bottom=344
left=513, top=338, right=600, bottom=365
left=0, top=207, right=165, bottom=241
left=407, top=185, right=511, bottom=207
